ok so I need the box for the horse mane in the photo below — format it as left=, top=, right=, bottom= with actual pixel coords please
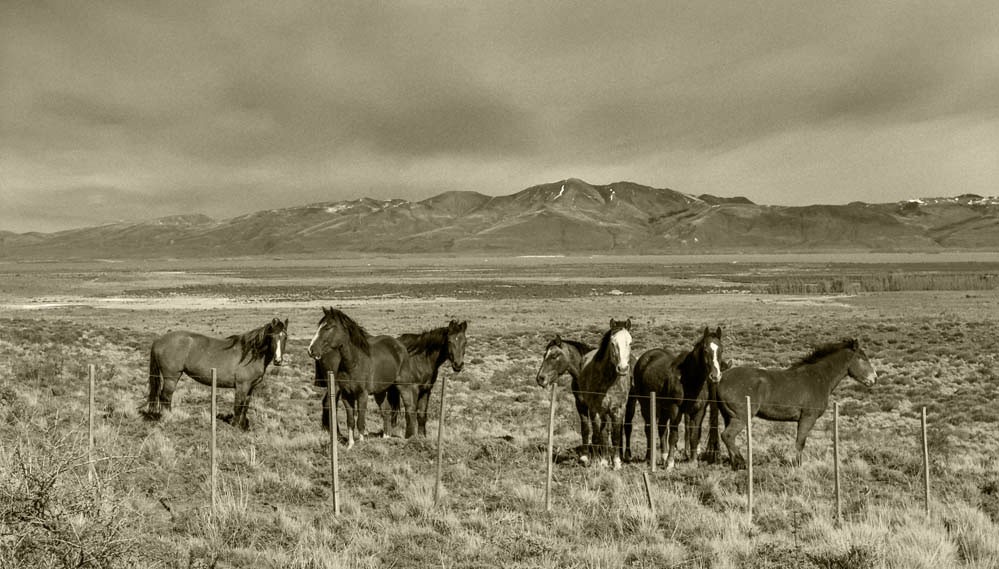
left=226, top=321, right=277, bottom=363
left=325, top=308, right=371, bottom=355
left=595, top=328, right=615, bottom=359
left=548, top=337, right=593, bottom=355
left=399, top=327, right=448, bottom=355
left=791, top=339, right=856, bottom=368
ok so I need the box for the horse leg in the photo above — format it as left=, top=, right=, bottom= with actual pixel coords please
left=343, top=396, right=357, bottom=449
left=702, top=385, right=723, bottom=464
left=399, top=387, right=419, bottom=439
left=686, top=407, right=707, bottom=462
left=664, top=406, right=681, bottom=470
left=610, top=413, right=624, bottom=471
left=416, top=389, right=431, bottom=438
left=591, top=411, right=608, bottom=468
left=794, top=412, right=821, bottom=467
left=158, top=373, right=182, bottom=414
left=232, top=381, right=253, bottom=431
left=354, top=389, right=368, bottom=444
left=638, top=394, right=653, bottom=463
left=575, top=397, right=591, bottom=465
left=623, top=394, right=636, bottom=463
left=376, top=388, right=400, bottom=438
left=720, top=413, right=747, bottom=470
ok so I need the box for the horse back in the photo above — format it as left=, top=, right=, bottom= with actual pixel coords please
left=718, top=366, right=807, bottom=421
left=151, top=330, right=245, bottom=387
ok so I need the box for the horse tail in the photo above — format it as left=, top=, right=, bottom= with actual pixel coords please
left=146, top=348, right=163, bottom=416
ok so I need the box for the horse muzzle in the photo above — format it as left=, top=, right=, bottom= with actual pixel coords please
left=452, top=362, right=464, bottom=373
left=616, top=365, right=630, bottom=376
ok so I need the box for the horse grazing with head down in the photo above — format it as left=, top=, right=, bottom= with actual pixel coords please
left=376, top=319, right=468, bottom=438
left=535, top=335, right=595, bottom=464
left=626, top=326, right=724, bottom=469
left=717, top=338, right=877, bottom=469
left=576, top=318, right=633, bottom=469
left=308, top=307, right=408, bottom=448
left=145, top=317, right=288, bottom=430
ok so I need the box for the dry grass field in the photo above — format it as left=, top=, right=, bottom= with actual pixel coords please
left=2, top=254, right=998, bottom=568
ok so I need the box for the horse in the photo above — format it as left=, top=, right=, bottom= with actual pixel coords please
left=145, top=317, right=288, bottom=430
left=535, top=335, right=596, bottom=464
left=716, top=338, right=877, bottom=469
left=575, top=318, right=633, bottom=469
left=308, top=307, right=408, bottom=448
left=375, top=320, right=467, bottom=438
left=625, top=326, right=723, bottom=469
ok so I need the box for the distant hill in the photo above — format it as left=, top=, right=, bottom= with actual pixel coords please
left=3, top=180, right=998, bottom=259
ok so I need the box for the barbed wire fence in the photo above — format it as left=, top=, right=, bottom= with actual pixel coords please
left=73, top=367, right=937, bottom=526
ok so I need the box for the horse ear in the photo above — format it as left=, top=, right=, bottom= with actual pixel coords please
left=284, top=318, right=289, bottom=328
left=716, top=326, right=722, bottom=338
left=554, top=334, right=562, bottom=344
left=609, top=317, right=616, bottom=328
left=850, top=338, right=860, bottom=350
left=272, top=317, right=280, bottom=326
left=459, top=320, right=467, bottom=331
left=703, top=326, right=710, bottom=337
left=625, top=318, right=632, bottom=330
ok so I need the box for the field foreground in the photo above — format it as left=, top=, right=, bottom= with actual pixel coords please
left=1, top=255, right=998, bottom=568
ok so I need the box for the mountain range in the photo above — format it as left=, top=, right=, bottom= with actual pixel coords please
left=3, top=178, right=999, bottom=259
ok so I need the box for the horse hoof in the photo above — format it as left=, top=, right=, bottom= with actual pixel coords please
left=579, top=454, right=590, bottom=466
left=598, top=458, right=609, bottom=469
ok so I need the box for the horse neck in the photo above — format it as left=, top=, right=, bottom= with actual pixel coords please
left=678, top=350, right=707, bottom=393
left=562, top=344, right=586, bottom=380
left=794, top=349, right=854, bottom=394
left=588, top=345, right=624, bottom=388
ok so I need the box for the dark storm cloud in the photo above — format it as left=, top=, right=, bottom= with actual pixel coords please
left=2, top=1, right=997, bottom=231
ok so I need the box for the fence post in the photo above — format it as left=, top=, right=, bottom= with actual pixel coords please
left=746, top=395, right=753, bottom=521
left=545, top=384, right=557, bottom=512
left=643, top=472, right=656, bottom=516
left=210, top=368, right=217, bottom=516
left=328, top=372, right=340, bottom=515
left=834, top=401, right=841, bottom=525
left=921, top=406, right=930, bottom=517
left=88, top=364, right=96, bottom=484
left=433, top=373, right=448, bottom=506
left=650, top=392, right=657, bottom=473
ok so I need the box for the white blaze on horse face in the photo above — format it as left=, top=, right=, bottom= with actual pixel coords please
left=612, top=329, right=632, bottom=373
left=709, top=341, right=721, bottom=381
left=274, top=333, right=285, bottom=363
left=308, top=322, right=325, bottom=358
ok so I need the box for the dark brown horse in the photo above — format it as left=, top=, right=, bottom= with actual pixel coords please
left=535, top=335, right=595, bottom=464
left=576, top=318, right=633, bottom=469
left=377, top=320, right=467, bottom=438
left=145, top=318, right=288, bottom=430
left=308, top=307, right=408, bottom=448
left=717, top=338, right=877, bottom=469
left=625, top=326, right=724, bottom=469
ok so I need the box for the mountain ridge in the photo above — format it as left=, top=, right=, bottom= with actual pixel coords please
left=3, top=179, right=998, bottom=259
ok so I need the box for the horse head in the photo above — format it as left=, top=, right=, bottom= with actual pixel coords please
left=268, top=317, right=289, bottom=366
left=536, top=335, right=568, bottom=388
left=308, top=307, right=369, bottom=360
left=446, top=319, right=468, bottom=372
left=608, top=318, right=633, bottom=376
left=698, top=326, right=723, bottom=383
left=846, top=338, right=878, bottom=387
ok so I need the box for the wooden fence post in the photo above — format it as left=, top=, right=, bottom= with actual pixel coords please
left=643, top=472, right=656, bottom=516
left=210, top=368, right=217, bottom=516
left=545, top=384, right=557, bottom=512
left=88, top=364, right=96, bottom=484
left=833, top=401, right=841, bottom=525
left=650, top=392, right=657, bottom=473
left=746, top=395, right=753, bottom=521
left=921, top=406, right=930, bottom=517
left=433, top=374, right=448, bottom=506
left=329, top=372, right=340, bottom=515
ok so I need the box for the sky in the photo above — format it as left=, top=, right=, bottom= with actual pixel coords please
left=2, top=1, right=998, bottom=232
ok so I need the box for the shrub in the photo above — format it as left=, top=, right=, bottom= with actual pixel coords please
left=0, top=430, right=140, bottom=568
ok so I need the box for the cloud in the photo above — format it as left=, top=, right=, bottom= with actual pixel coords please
left=2, top=1, right=997, bottom=232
